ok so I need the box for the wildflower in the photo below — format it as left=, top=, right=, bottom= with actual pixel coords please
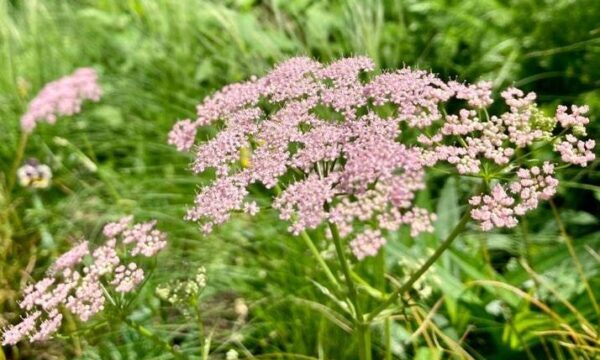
left=243, top=201, right=259, bottom=216
left=556, top=105, right=589, bottom=129
left=1, top=216, right=167, bottom=345
left=168, top=119, right=197, bottom=152
left=554, top=135, right=595, bottom=166
left=470, top=185, right=517, bottom=231
left=155, top=267, right=207, bottom=305
left=226, top=349, right=240, bottom=360
left=17, top=159, right=52, bottom=189
left=169, top=56, right=595, bottom=256
left=1, top=312, right=41, bottom=346
left=102, top=215, right=133, bottom=238
left=350, top=229, right=386, bottom=260
left=20, top=68, right=101, bottom=133
left=49, top=241, right=89, bottom=274
left=195, top=266, right=207, bottom=288
left=234, top=298, right=249, bottom=322
left=111, top=263, right=145, bottom=293
left=485, top=300, right=505, bottom=316
left=122, top=220, right=167, bottom=257
left=30, top=310, right=62, bottom=342
left=273, top=174, right=338, bottom=235
left=510, top=162, right=559, bottom=215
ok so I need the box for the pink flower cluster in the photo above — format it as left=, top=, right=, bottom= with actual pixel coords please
left=469, top=162, right=560, bottom=231
left=1, top=216, right=166, bottom=345
left=20, top=68, right=101, bottom=133
left=350, top=230, right=386, bottom=260
left=169, top=56, right=595, bottom=259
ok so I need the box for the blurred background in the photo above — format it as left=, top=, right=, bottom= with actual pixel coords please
left=1, top=0, right=599, bottom=359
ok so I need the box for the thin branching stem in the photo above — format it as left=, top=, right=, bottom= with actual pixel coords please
left=300, top=230, right=342, bottom=292
left=367, top=209, right=471, bottom=323
left=123, top=317, right=188, bottom=360
left=7, top=132, right=28, bottom=192
left=328, top=221, right=371, bottom=360
left=273, top=184, right=341, bottom=291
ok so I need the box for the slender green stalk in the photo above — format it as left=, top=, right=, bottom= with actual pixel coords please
left=367, top=210, right=471, bottom=322
left=123, top=317, right=188, bottom=359
left=64, top=311, right=82, bottom=357
left=549, top=200, right=600, bottom=318
left=507, top=316, right=536, bottom=360
left=201, top=330, right=213, bottom=360
left=31, top=192, right=55, bottom=249
left=274, top=185, right=341, bottom=291
left=7, top=133, right=28, bottom=192
left=328, top=221, right=370, bottom=360
left=328, top=222, right=360, bottom=314
left=362, top=323, right=372, bottom=360
left=193, top=296, right=205, bottom=347
left=384, top=317, right=392, bottom=360
left=300, top=230, right=342, bottom=292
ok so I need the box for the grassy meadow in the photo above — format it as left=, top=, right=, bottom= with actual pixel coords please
left=1, top=0, right=599, bottom=359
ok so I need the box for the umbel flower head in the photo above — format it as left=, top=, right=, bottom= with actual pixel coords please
left=168, top=56, right=595, bottom=260
left=1, top=216, right=167, bottom=345
left=20, top=67, right=102, bottom=133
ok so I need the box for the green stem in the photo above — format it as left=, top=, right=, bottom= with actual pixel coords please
left=549, top=200, right=600, bottom=319
left=201, top=330, right=213, bottom=360
left=300, top=230, right=342, bottom=291
left=123, top=318, right=188, bottom=359
left=64, top=311, right=82, bottom=357
left=274, top=184, right=341, bottom=291
left=328, top=221, right=370, bottom=360
left=193, top=296, right=205, bottom=347
left=32, top=192, right=55, bottom=249
left=508, top=315, right=536, bottom=360
left=367, top=210, right=471, bottom=322
left=384, top=317, right=392, bottom=360
left=7, top=132, right=28, bottom=192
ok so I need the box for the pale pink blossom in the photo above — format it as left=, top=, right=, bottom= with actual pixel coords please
left=20, top=68, right=101, bottom=133
left=102, top=215, right=133, bottom=238
left=470, top=185, right=517, bottom=231
left=122, top=221, right=167, bottom=257
left=111, top=263, right=144, bottom=293
left=168, top=119, right=198, bottom=152
left=556, top=105, right=589, bottom=129
left=273, top=174, right=338, bottom=235
left=350, top=229, right=386, bottom=260
left=554, top=135, right=595, bottom=166
left=50, top=241, right=89, bottom=274
left=168, top=56, right=595, bottom=252
left=2, top=216, right=167, bottom=345
left=1, top=312, right=41, bottom=345
left=30, top=310, right=62, bottom=342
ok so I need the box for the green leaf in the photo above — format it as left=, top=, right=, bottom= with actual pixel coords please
left=415, top=347, right=441, bottom=360
left=435, top=178, right=460, bottom=241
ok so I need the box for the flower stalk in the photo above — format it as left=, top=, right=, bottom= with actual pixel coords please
left=367, top=209, right=472, bottom=323
left=328, top=221, right=371, bottom=360
left=123, top=317, right=188, bottom=360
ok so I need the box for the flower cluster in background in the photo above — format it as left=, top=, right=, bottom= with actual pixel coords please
left=1, top=216, right=167, bottom=345
left=155, top=266, right=207, bottom=305
left=20, top=68, right=101, bottom=133
left=168, top=56, right=595, bottom=260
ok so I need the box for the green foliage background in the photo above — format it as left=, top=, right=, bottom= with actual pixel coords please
left=0, top=0, right=599, bottom=359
